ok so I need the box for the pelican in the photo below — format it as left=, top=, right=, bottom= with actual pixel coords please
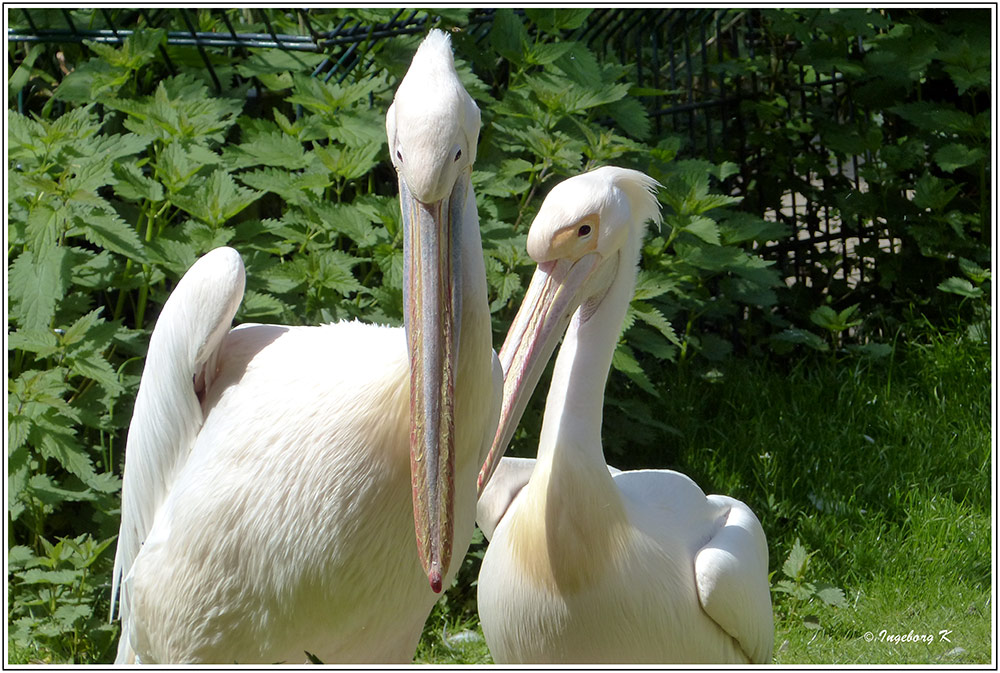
left=475, top=167, right=774, bottom=664
left=111, top=30, right=500, bottom=663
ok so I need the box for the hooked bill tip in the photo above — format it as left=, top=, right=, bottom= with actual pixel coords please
left=429, top=569, right=443, bottom=594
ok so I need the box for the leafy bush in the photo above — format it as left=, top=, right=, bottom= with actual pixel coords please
left=724, top=8, right=991, bottom=351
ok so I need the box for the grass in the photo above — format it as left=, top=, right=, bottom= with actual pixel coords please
left=418, top=325, right=993, bottom=665
left=8, top=326, right=991, bottom=665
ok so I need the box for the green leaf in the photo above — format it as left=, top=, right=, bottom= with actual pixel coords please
left=224, top=130, right=310, bottom=171
left=603, top=97, right=651, bottom=141
left=611, top=343, right=659, bottom=397
left=75, top=209, right=148, bottom=262
left=313, top=141, right=383, bottom=181
left=237, top=167, right=332, bottom=205
left=771, top=328, right=829, bottom=352
left=170, top=169, right=262, bottom=227
left=8, top=44, right=45, bottom=99
left=958, top=257, right=990, bottom=284
left=719, top=212, right=791, bottom=245
left=112, top=162, right=165, bottom=202
left=937, top=277, right=982, bottom=298
left=525, top=8, right=592, bottom=34
left=8, top=246, right=70, bottom=331
left=933, top=143, right=986, bottom=173
left=782, top=538, right=811, bottom=581
left=8, top=328, right=59, bottom=358
left=631, top=302, right=682, bottom=347
left=913, top=173, right=961, bottom=212
left=814, top=583, right=848, bottom=608
left=682, top=216, right=721, bottom=245
left=491, top=9, right=529, bottom=64
left=16, top=568, right=81, bottom=585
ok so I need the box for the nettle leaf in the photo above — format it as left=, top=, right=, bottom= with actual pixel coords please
left=24, top=202, right=63, bottom=255
left=325, top=107, right=389, bottom=149
left=312, top=250, right=364, bottom=297
left=171, top=169, right=262, bottom=227
left=67, top=350, right=124, bottom=397
left=913, top=173, right=961, bottom=212
left=240, top=290, right=292, bottom=321
left=287, top=72, right=389, bottom=116
left=111, top=75, right=243, bottom=144
left=611, top=343, right=659, bottom=397
left=237, top=167, right=331, bottom=206
left=112, top=161, right=165, bottom=202
left=682, top=216, right=721, bottom=245
left=626, top=325, right=678, bottom=362
left=8, top=328, right=59, bottom=358
left=933, top=143, right=986, bottom=173
left=630, top=302, right=682, bottom=347
left=374, top=243, right=404, bottom=293
left=312, top=201, right=382, bottom=248
left=771, top=328, right=829, bottom=353
left=814, top=583, right=848, bottom=608
left=602, top=97, right=651, bottom=141
left=156, top=141, right=222, bottom=194
left=554, top=41, right=602, bottom=86
left=7, top=111, right=48, bottom=167
left=782, top=538, right=811, bottom=580
left=958, top=257, right=990, bottom=284
left=719, top=211, right=791, bottom=245
left=15, top=567, right=81, bottom=585
left=525, top=41, right=576, bottom=66
left=313, top=141, right=384, bottom=182
left=85, top=28, right=165, bottom=71
left=54, top=59, right=130, bottom=103
left=491, top=9, right=529, bottom=64
left=525, top=7, right=592, bottom=34
left=633, top=270, right=680, bottom=301
left=31, top=421, right=96, bottom=482
left=9, top=246, right=71, bottom=331
left=937, top=277, right=982, bottom=298
left=225, top=130, right=310, bottom=171
left=74, top=208, right=148, bottom=262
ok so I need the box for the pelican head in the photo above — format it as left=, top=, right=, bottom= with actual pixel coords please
left=386, top=29, right=481, bottom=593
left=478, top=167, right=661, bottom=492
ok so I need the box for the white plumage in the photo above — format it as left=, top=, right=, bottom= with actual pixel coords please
left=111, top=30, right=501, bottom=663
left=476, top=166, right=774, bottom=664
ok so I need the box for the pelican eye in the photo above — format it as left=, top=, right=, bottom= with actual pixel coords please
left=454, top=149, right=462, bottom=162
left=577, top=224, right=592, bottom=237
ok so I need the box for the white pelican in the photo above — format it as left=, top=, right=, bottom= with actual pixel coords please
left=476, top=167, right=774, bottom=664
left=111, top=30, right=500, bottom=664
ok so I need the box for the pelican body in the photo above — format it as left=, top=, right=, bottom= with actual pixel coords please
left=476, top=167, right=774, bottom=664
left=111, top=31, right=500, bottom=663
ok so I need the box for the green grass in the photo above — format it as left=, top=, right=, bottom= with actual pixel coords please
left=419, top=326, right=993, bottom=665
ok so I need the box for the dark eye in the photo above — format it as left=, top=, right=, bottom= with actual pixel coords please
left=578, top=224, right=592, bottom=237
left=396, top=149, right=403, bottom=163
left=454, top=149, right=462, bottom=162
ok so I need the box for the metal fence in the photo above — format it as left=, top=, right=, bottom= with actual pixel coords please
left=8, top=7, right=882, bottom=292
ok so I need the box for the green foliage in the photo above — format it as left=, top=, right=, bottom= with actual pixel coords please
left=772, top=538, right=848, bottom=630
left=727, top=8, right=991, bottom=348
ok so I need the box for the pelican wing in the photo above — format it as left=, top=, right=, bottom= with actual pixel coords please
left=476, top=456, right=534, bottom=541
left=111, top=247, right=245, bottom=632
left=478, top=351, right=504, bottom=471
left=695, top=494, right=774, bottom=663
